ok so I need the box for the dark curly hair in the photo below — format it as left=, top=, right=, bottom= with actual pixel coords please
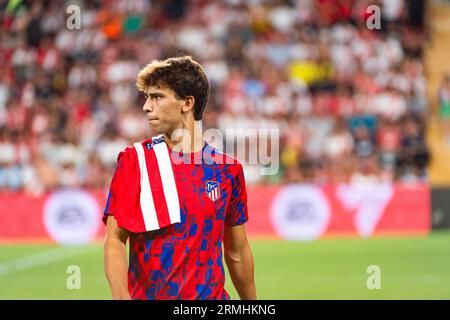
left=136, top=56, right=210, bottom=121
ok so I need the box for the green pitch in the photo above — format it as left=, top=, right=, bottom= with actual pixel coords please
left=1, top=231, right=449, bottom=299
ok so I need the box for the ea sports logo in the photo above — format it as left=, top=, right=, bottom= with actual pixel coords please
left=270, top=185, right=331, bottom=241
left=43, top=189, right=100, bottom=244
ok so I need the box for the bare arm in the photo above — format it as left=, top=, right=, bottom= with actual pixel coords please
left=223, top=224, right=257, bottom=300
left=104, top=215, right=131, bottom=300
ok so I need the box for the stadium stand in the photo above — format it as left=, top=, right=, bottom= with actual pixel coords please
left=0, top=0, right=430, bottom=194
left=426, top=3, right=450, bottom=185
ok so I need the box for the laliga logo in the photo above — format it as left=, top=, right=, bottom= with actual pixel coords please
left=43, top=189, right=100, bottom=244
left=270, top=185, right=331, bottom=241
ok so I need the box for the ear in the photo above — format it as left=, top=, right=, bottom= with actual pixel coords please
left=181, top=96, right=195, bottom=114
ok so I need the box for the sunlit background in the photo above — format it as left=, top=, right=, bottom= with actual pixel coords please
left=0, top=0, right=449, bottom=299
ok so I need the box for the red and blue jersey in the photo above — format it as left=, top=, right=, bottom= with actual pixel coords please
left=103, top=139, right=248, bottom=300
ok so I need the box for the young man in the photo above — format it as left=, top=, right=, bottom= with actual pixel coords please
left=103, top=56, right=257, bottom=300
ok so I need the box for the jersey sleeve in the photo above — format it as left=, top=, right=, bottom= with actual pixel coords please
left=102, top=147, right=144, bottom=232
left=225, top=164, right=249, bottom=226
left=102, top=150, right=127, bottom=225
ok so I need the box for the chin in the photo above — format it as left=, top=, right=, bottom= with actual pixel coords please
left=150, top=125, right=168, bottom=136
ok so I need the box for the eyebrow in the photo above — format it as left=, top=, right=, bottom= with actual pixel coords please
left=145, top=91, right=165, bottom=97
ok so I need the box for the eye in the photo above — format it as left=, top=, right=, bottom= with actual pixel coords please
left=148, top=94, right=163, bottom=101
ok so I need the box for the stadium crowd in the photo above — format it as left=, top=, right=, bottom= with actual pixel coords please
left=0, top=0, right=429, bottom=194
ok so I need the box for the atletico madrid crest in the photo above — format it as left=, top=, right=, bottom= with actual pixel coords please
left=205, top=181, right=220, bottom=201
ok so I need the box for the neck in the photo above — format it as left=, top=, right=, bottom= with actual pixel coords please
left=163, top=120, right=204, bottom=153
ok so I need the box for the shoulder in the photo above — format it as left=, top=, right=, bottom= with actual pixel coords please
left=206, top=145, right=241, bottom=166
left=116, top=146, right=134, bottom=163
left=140, top=135, right=164, bottom=151
left=116, top=135, right=163, bottom=162
left=208, top=146, right=244, bottom=177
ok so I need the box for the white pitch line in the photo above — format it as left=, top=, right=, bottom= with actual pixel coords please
left=0, top=245, right=101, bottom=277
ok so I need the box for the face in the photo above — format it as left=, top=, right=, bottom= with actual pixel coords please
left=142, top=85, right=185, bottom=135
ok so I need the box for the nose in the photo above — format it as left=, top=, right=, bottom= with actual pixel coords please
left=142, top=98, right=153, bottom=113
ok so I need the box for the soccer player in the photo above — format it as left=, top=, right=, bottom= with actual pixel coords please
left=103, top=56, right=257, bottom=300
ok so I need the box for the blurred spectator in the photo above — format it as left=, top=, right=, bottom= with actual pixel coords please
left=397, top=114, right=430, bottom=182
left=438, top=74, right=450, bottom=145
left=0, top=129, right=24, bottom=191
left=377, top=118, right=401, bottom=175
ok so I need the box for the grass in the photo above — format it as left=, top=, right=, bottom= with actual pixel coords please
left=0, top=231, right=449, bottom=299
